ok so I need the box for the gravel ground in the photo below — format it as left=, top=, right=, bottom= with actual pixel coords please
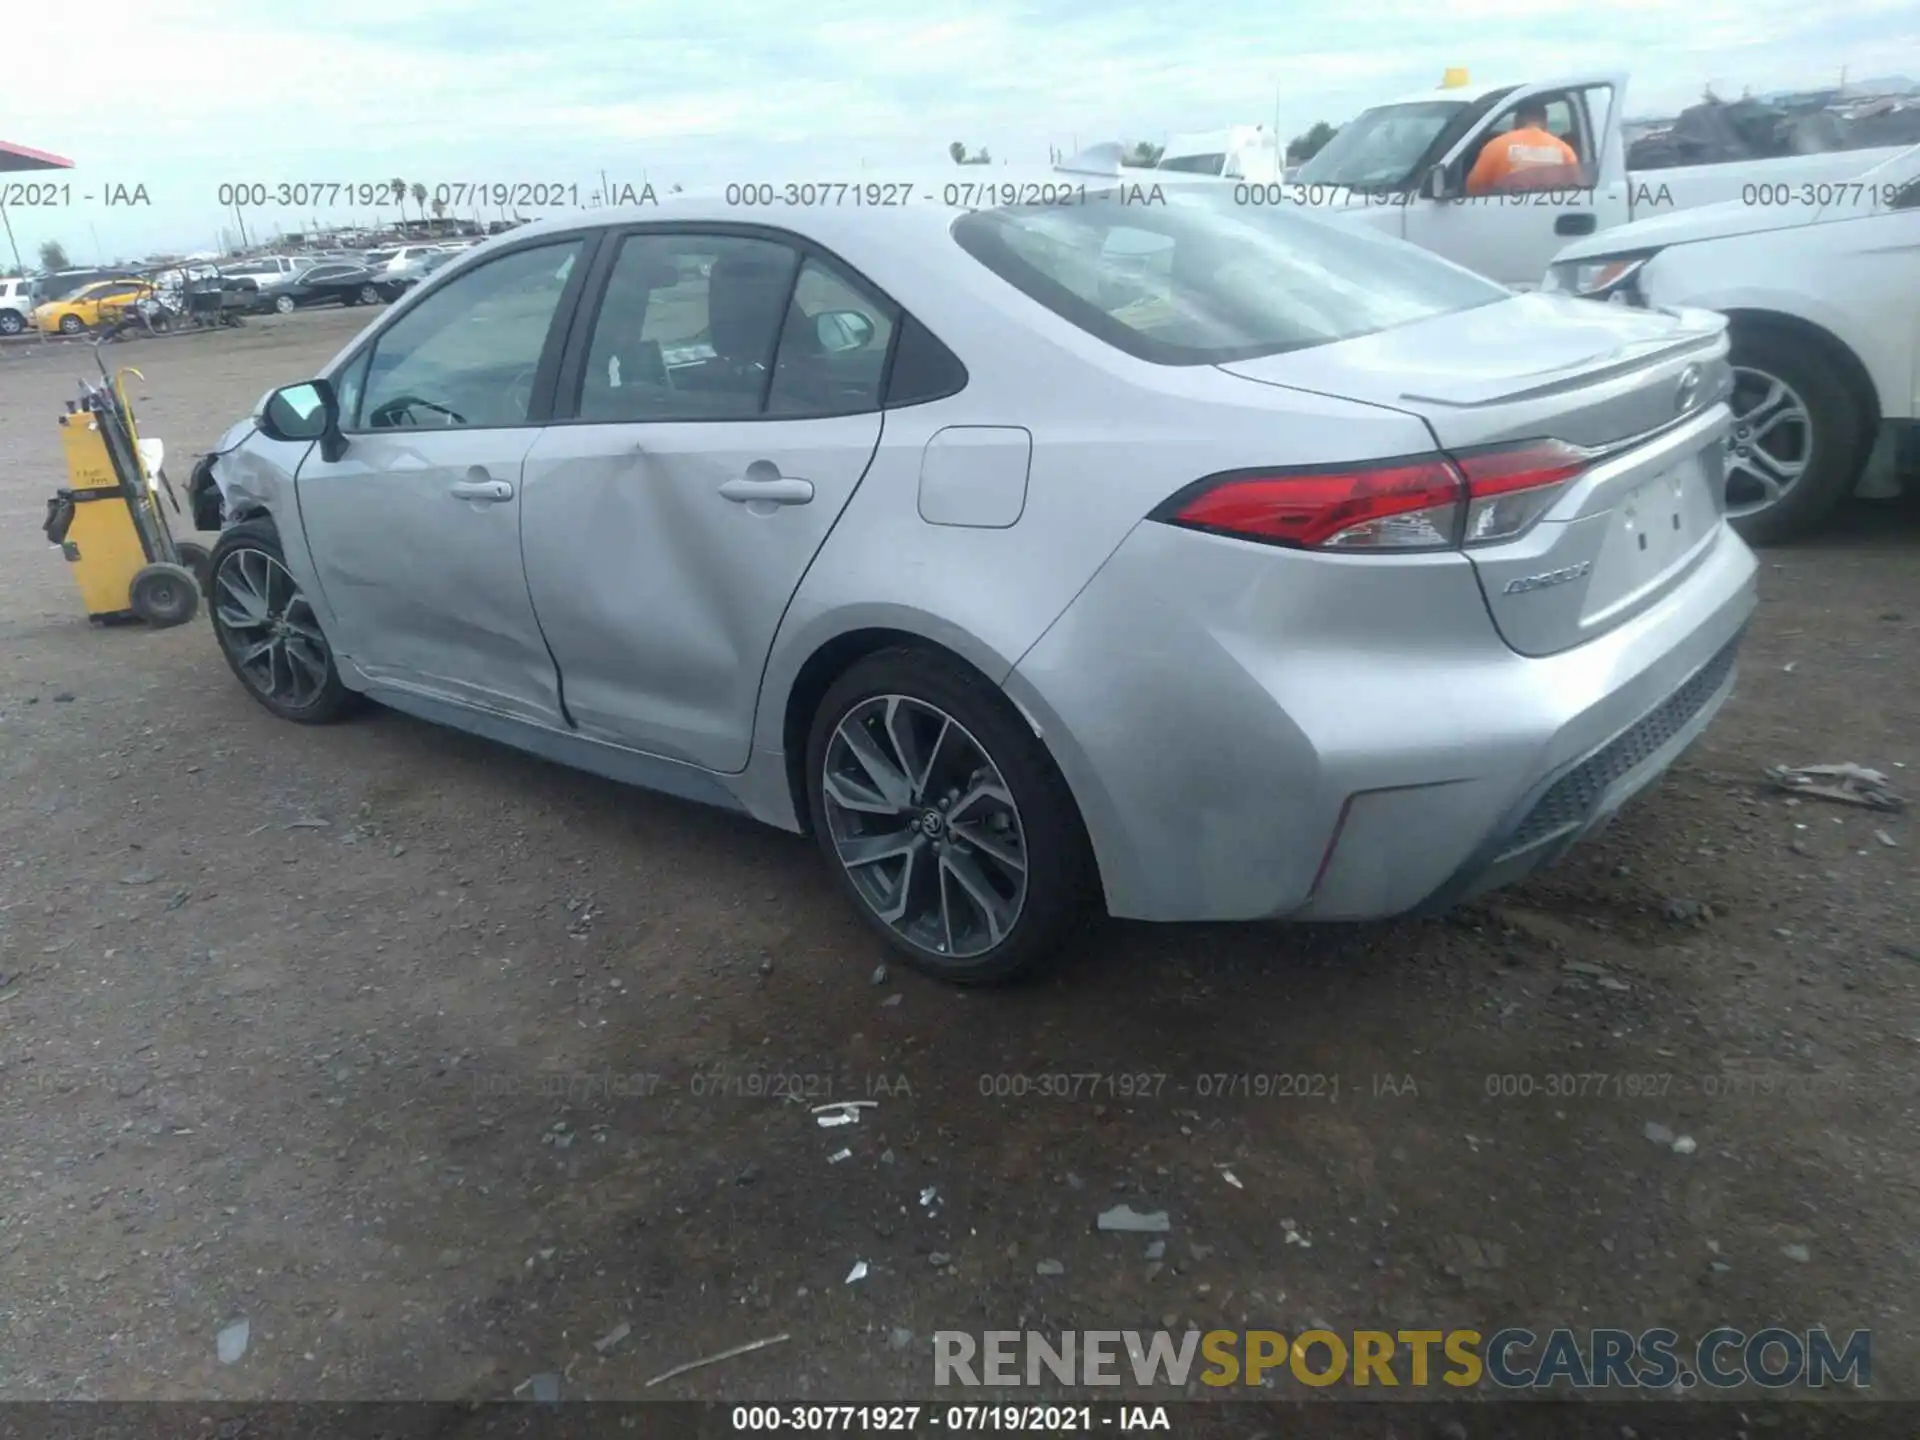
left=1, top=308, right=1917, bottom=1406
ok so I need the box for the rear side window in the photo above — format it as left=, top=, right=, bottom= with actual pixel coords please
left=883, top=316, right=967, bottom=407
left=951, top=188, right=1505, bottom=365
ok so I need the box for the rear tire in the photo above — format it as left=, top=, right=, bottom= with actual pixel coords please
left=207, top=517, right=356, bottom=724
left=1724, top=324, right=1867, bottom=546
left=273, top=293, right=297, bottom=315
left=129, top=562, right=200, bottom=628
left=358, top=283, right=381, bottom=305
left=0, top=310, right=23, bottom=336
left=805, top=647, right=1093, bottom=984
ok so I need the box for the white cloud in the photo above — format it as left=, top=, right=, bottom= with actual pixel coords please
left=3, top=0, right=1917, bottom=259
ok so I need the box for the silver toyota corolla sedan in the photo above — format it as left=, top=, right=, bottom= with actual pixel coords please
left=197, top=168, right=1757, bottom=983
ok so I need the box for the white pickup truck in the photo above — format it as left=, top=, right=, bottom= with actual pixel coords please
left=1263, top=72, right=1916, bottom=288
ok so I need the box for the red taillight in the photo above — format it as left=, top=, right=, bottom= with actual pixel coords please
left=1156, top=456, right=1466, bottom=550
left=1154, top=440, right=1593, bottom=552
left=1455, top=439, right=1595, bottom=546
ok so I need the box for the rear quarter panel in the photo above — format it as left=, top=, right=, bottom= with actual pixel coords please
left=750, top=214, right=1438, bottom=816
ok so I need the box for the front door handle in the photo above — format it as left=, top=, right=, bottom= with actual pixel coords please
left=719, top=475, right=814, bottom=506
left=1555, top=212, right=1597, bottom=236
left=449, top=472, right=513, bottom=503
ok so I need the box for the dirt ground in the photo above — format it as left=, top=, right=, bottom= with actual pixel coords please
left=1, top=307, right=1917, bottom=1409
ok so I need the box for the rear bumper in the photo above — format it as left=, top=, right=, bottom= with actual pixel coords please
left=1408, top=628, right=1741, bottom=915
left=1004, top=519, right=1758, bottom=923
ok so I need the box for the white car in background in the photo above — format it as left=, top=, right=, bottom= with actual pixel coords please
left=1545, top=143, right=1920, bottom=543
left=363, top=244, right=446, bottom=283
left=0, top=276, right=33, bottom=335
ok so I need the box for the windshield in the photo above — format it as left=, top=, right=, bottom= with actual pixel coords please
left=950, top=186, right=1505, bottom=365
left=1157, top=152, right=1227, bottom=175
left=1292, top=100, right=1470, bottom=188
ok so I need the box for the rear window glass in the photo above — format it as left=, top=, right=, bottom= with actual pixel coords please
left=950, top=188, right=1505, bottom=365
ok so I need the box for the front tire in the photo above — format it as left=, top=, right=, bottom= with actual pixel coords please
left=1724, top=325, right=1867, bottom=546
left=58, top=314, right=84, bottom=335
left=273, top=293, right=297, bottom=314
left=0, top=310, right=23, bottom=336
left=805, top=648, right=1092, bottom=984
left=207, top=517, right=355, bottom=724
left=358, top=283, right=381, bottom=305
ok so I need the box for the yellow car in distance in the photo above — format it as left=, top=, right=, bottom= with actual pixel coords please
left=33, top=278, right=156, bottom=335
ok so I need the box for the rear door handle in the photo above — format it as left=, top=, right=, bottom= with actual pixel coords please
left=1555, top=213, right=1597, bottom=236
left=449, top=472, right=513, bottom=503
left=719, top=475, right=814, bottom=506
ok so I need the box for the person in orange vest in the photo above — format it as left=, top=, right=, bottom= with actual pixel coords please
left=1466, top=102, right=1580, bottom=194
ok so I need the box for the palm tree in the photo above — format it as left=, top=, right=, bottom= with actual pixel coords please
left=410, top=183, right=428, bottom=230
left=388, top=177, right=407, bottom=226
left=949, top=141, right=967, bottom=164
left=431, top=197, right=447, bottom=233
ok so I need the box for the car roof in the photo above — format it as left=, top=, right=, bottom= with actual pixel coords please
left=497, top=164, right=1183, bottom=253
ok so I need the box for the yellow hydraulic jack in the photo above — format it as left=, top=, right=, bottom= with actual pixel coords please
left=42, top=361, right=209, bottom=627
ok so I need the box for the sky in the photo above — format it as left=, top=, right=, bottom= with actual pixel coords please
left=4, top=0, right=1919, bottom=264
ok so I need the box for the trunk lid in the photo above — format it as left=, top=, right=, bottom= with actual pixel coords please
left=1217, top=293, right=1735, bottom=656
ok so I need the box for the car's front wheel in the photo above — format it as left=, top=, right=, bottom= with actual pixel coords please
left=358, top=283, right=381, bottom=305
left=805, top=648, right=1092, bottom=983
left=1724, top=324, right=1867, bottom=546
left=273, top=293, right=297, bottom=314
left=57, top=314, right=84, bottom=335
left=0, top=310, right=23, bottom=336
left=207, top=518, right=356, bottom=724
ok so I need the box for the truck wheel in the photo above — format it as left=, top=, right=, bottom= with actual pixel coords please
left=1724, top=325, right=1866, bottom=546
left=129, top=562, right=201, bottom=628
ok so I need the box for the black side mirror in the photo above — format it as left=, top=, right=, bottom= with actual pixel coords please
left=258, top=378, right=341, bottom=451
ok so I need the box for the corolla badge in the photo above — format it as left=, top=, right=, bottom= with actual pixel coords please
left=1503, top=560, right=1592, bottom=595
left=1675, top=364, right=1703, bottom=414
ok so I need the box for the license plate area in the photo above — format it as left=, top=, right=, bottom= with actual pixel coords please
left=1583, top=452, right=1720, bottom=623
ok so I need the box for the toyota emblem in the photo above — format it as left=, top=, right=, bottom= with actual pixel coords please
left=1675, top=364, right=1703, bottom=414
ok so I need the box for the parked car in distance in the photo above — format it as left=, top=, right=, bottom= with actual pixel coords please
left=1544, top=141, right=1920, bottom=543
left=268, top=262, right=407, bottom=310
left=32, top=278, right=157, bottom=334
left=0, top=276, right=34, bottom=335
left=200, top=175, right=1756, bottom=983
left=27, top=267, right=126, bottom=306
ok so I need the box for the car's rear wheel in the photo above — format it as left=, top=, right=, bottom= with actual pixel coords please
left=1724, top=325, right=1866, bottom=546
left=207, top=518, right=355, bottom=724
left=273, top=293, right=297, bottom=314
left=805, top=648, right=1092, bottom=984
left=358, top=283, right=381, bottom=305
left=0, top=310, right=23, bottom=336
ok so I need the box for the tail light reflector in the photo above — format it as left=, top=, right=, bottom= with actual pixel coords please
left=1152, top=440, right=1595, bottom=552
left=1455, top=439, right=1595, bottom=545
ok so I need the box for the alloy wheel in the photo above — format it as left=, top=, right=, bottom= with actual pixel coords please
left=819, top=695, right=1029, bottom=960
left=212, top=547, right=332, bottom=709
left=1724, top=366, right=1813, bottom=518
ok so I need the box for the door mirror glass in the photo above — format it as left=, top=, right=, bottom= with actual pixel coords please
left=814, top=309, right=876, bottom=353
left=1423, top=167, right=1450, bottom=200
left=259, top=380, right=336, bottom=441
